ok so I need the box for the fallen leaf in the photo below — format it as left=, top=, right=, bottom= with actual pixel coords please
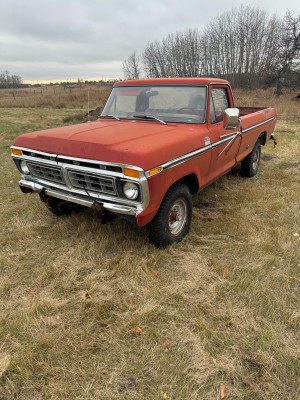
left=152, top=271, right=158, bottom=277
left=210, top=266, right=217, bottom=271
left=221, top=267, right=228, bottom=277
left=135, top=326, right=144, bottom=335
left=220, top=384, right=228, bottom=399
left=85, top=293, right=91, bottom=299
left=127, top=299, right=134, bottom=305
left=163, top=340, right=171, bottom=349
left=27, top=286, right=36, bottom=293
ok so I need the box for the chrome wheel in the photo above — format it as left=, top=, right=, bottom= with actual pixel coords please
left=252, top=147, right=260, bottom=172
left=168, top=198, right=187, bottom=236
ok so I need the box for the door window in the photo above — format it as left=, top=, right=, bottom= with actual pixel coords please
left=210, top=88, right=229, bottom=124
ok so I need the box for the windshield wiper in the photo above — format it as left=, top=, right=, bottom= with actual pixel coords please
left=100, top=114, right=120, bottom=121
left=132, top=115, right=166, bottom=125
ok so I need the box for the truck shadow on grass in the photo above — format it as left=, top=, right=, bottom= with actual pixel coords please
left=58, top=165, right=251, bottom=247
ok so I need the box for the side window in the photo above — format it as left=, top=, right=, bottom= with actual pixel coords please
left=210, top=88, right=229, bottom=124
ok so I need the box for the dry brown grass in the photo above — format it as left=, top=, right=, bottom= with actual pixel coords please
left=0, top=108, right=299, bottom=399
left=233, top=88, right=300, bottom=119
left=0, top=84, right=112, bottom=109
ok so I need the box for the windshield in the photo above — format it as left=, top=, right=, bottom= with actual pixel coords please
left=101, top=85, right=207, bottom=124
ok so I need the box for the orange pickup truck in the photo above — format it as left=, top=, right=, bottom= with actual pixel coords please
left=11, top=78, right=277, bottom=247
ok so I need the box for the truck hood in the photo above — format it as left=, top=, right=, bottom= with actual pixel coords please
left=14, top=119, right=206, bottom=171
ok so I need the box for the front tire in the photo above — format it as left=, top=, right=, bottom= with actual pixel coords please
left=241, top=141, right=261, bottom=177
left=147, top=183, right=192, bottom=248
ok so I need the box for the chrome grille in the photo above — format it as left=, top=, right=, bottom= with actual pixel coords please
left=28, top=163, right=63, bottom=184
left=68, top=171, right=116, bottom=195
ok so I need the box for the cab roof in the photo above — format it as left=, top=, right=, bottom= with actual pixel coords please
left=114, top=77, right=230, bottom=86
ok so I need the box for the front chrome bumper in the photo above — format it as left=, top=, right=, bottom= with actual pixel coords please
left=19, top=179, right=139, bottom=216
left=12, top=146, right=150, bottom=218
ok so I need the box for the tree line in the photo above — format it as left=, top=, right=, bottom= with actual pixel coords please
left=0, top=70, right=23, bottom=89
left=122, top=6, right=300, bottom=95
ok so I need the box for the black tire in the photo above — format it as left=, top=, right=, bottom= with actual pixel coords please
left=44, top=197, right=85, bottom=216
left=147, top=183, right=192, bottom=248
left=241, top=141, right=261, bottom=177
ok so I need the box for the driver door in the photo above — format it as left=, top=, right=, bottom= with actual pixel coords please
left=206, top=86, right=241, bottom=182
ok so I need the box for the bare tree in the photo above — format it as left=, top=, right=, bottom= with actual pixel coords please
left=273, top=11, right=300, bottom=95
left=202, top=6, right=280, bottom=88
left=121, top=6, right=300, bottom=91
left=142, top=29, right=201, bottom=78
left=0, top=70, right=23, bottom=88
left=122, top=52, right=141, bottom=80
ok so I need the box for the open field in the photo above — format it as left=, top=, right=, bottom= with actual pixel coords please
left=0, top=104, right=299, bottom=399
left=0, top=85, right=112, bottom=110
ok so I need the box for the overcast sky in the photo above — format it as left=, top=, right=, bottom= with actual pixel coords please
left=0, top=0, right=299, bottom=82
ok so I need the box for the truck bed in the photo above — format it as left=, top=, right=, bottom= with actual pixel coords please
left=238, top=106, right=267, bottom=116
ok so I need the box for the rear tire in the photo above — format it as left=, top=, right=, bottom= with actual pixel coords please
left=241, top=141, right=261, bottom=177
left=147, top=183, right=192, bottom=248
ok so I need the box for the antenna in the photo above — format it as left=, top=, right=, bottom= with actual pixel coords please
left=87, top=88, right=90, bottom=122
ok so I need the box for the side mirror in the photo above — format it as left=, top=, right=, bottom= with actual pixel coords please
left=223, top=108, right=240, bottom=130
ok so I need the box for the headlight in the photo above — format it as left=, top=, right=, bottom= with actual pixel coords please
left=123, top=182, right=139, bottom=200
left=20, top=160, right=30, bottom=175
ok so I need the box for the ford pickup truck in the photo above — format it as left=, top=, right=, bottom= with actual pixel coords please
left=11, top=78, right=277, bottom=247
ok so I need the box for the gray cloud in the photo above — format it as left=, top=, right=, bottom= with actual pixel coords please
left=0, top=0, right=299, bottom=81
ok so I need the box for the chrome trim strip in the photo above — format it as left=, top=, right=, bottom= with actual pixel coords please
left=56, top=154, right=144, bottom=172
left=160, top=135, right=235, bottom=171
left=219, top=131, right=238, bottom=139
left=146, top=117, right=275, bottom=174
left=12, top=146, right=57, bottom=159
left=242, top=117, right=275, bottom=133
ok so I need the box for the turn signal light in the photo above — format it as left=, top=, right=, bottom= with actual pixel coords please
left=124, top=168, right=140, bottom=179
left=149, top=167, right=162, bottom=176
left=12, top=148, right=22, bottom=156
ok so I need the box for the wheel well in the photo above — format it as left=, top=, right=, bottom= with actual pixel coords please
left=258, top=131, right=267, bottom=146
left=176, top=173, right=199, bottom=195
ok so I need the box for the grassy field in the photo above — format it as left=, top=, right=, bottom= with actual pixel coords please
left=0, top=101, right=299, bottom=399
left=0, top=85, right=112, bottom=109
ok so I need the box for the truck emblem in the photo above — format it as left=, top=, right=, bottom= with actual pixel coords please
left=204, top=136, right=211, bottom=146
